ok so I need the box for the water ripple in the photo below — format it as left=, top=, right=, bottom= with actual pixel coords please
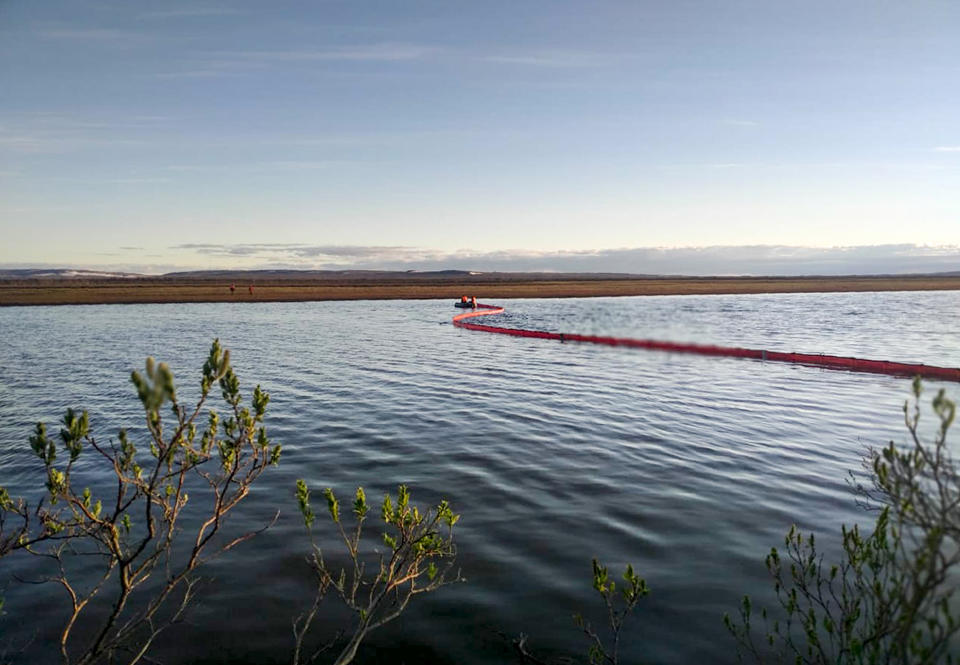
left=0, top=292, right=958, bottom=664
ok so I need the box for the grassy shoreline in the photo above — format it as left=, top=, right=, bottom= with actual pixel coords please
left=2, top=275, right=959, bottom=307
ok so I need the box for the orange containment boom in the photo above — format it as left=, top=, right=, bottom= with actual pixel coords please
left=452, top=303, right=960, bottom=382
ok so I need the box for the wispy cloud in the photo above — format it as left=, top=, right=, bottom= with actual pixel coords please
left=157, top=44, right=436, bottom=78
left=155, top=68, right=239, bottom=79
left=160, top=45, right=635, bottom=80
left=103, top=177, right=170, bottom=184
left=5, top=112, right=170, bottom=130
left=213, top=44, right=435, bottom=64
left=138, top=8, right=243, bottom=20
left=481, top=50, right=635, bottom=68
left=164, top=159, right=372, bottom=173
left=0, top=132, right=75, bottom=153
left=260, top=160, right=350, bottom=170
left=656, top=160, right=954, bottom=172
left=36, top=27, right=150, bottom=48
left=172, top=243, right=433, bottom=263
left=0, top=112, right=164, bottom=153
left=933, top=146, right=960, bottom=152
left=3, top=205, right=72, bottom=214
left=704, top=163, right=747, bottom=169
left=0, top=130, right=143, bottom=154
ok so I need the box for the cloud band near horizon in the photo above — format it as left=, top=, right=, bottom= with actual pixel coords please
left=8, top=243, right=951, bottom=277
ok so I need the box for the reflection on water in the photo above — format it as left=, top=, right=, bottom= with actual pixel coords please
left=0, top=291, right=958, bottom=663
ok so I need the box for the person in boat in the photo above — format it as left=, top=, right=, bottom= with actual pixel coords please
left=471, top=296, right=477, bottom=308
left=460, top=295, right=468, bottom=303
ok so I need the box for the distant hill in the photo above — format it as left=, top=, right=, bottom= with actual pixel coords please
left=155, top=269, right=657, bottom=282
left=0, top=268, right=659, bottom=284
left=162, top=269, right=480, bottom=280
left=2, top=267, right=959, bottom=284
left=0, top=268, right=143, bottom=280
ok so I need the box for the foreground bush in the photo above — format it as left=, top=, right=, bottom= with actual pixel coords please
left=0, top=340, right=457, bottom=665
left=292, top=482, right=462, bottom=665
left=0, top=340, right=282, bottom=664
left=725, top=379, right=960, bottom=664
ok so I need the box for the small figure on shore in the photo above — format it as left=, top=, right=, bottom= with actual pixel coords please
left=230, top=283, right=236, bottom=294
left=248, top=284, right=254, bottom=295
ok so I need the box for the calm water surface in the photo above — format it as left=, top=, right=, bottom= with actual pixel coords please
left=1, top=291, right=958, bottom=663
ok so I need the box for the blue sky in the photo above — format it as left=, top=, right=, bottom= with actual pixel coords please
left=2, top=1, right=958, bottom=274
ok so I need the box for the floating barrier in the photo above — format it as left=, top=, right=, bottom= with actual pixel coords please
left=452, top=303, right=960, bottom=382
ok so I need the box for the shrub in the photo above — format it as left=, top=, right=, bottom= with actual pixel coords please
left=292, top=482, right=462, bottom=665
left=0, top=340, right=281, bottom=664
left=514, top=558, right=648, bottom=665
left=725, top=379, right=960, bottom=664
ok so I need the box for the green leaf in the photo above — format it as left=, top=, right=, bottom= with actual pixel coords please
left=353, top=487, right=368, bottom=519
left=296, top=480, right=314, bottom=528
left=322, top=487, right=339, bottom=523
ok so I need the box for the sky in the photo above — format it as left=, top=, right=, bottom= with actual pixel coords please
left=1, top=1, right=959, bottom=275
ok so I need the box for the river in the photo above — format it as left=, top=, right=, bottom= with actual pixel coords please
left=1, top=291, right=958, bottom=663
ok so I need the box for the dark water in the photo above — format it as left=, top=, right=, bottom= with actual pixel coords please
left=1, top=292, right=958, bottom=663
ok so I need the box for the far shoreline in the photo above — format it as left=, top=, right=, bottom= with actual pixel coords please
left=2, top=275, right=960, bottom=307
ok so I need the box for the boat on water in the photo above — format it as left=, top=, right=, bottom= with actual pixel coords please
left=455, top=296, right=478, bottom=308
